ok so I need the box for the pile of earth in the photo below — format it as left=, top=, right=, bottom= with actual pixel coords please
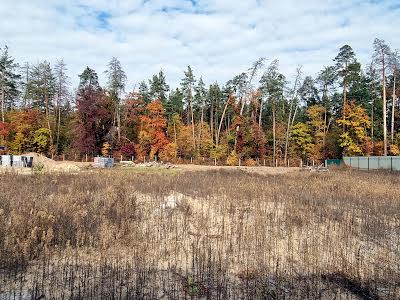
left=24, top=153, right=82, bottom=173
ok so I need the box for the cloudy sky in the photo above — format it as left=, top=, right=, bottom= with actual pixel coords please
left=1, top=0, right=400, bottom=89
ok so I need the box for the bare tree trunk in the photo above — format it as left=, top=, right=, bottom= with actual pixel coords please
left=258, top=97, right=263, bottom=127
left=45, top=93, right=53, bottom=150
left=216, top=95, right=231, bottom=147
left=234, top=96, right=244, bottom=149
left=284, top=69, right=301, bottom=164
left=391, top=72, right=396, bottom=143
left=210, top=95, right=214, bottom=144
left=382, top=60, right=387, bottom=156
left=273, top=106, right=276, bottom=166
left=24, top=64, right=29, bottom=110
left=1, top=89, right=5, bottom=123
left=190, top=99, right=195, bottom=151
left=198, top=105, right=204, bottom=154
left=173, top=118, right=177, bottom=158
left=56, top=104, right=61, bottom=154
left=117, top=104, right=121, bottom=142
left=56, top=80, right=61, bottom=154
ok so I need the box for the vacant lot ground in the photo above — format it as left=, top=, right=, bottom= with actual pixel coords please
left=0, top=168, right=399, bottom=299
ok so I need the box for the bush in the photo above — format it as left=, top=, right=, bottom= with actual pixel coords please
left=226, top=151, right=238, bottom=166
left=244, top=158, right=257, bottom=166
left=159, top=142, right=177, bottom=162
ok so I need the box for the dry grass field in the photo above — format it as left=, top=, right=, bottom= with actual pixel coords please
left=0, top=168, right=399, bottom=299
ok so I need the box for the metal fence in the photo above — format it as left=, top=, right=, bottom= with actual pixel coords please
left=342, top=156, right=400, bottom=171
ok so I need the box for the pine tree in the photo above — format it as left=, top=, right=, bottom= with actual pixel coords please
left=373, top=38, right=391, bottom=156
left=334, top=45, right=361, bottom=123
left=54, top=59, right=70, bottom=154
left=149, top=70, right=169, bottom=103
left=138, top=80, right=151, bottom=103
left=260, top=60, right=286, bottom=164
left=79, top=67, right=100, bottom=90
left=105, top=57, right=127, bottom=142
left=27, top=61, right=56, bottom=149
left=0, top=46, right=20, bottom=122
left=180, top=66, right=196, bottom=151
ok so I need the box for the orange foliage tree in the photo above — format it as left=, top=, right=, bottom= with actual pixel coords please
left=138, top=100, right=169, bottom=159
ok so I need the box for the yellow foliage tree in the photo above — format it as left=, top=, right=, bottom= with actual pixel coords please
left=337, top=101, right=371, bottom=156
left=101, top=142, right=111, bottom=157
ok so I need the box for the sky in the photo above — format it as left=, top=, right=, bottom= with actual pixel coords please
left=1, top=0, right=400, bottom=90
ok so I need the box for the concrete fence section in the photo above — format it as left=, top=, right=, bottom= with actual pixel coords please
left=332, top=156, right=400, bottom=171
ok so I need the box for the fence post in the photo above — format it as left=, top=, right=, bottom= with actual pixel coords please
left=391, top=157, right=393, bottom=171
left=368, top=156, right=370, bottom=171
left=85, top=154, right=88, bottom=162
left=263, top=159, right=266, bottom=166
left=239, top=158, right=241, bottom=167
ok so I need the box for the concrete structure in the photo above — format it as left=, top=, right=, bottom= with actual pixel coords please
left=94, top=157, right=114, bottom=168
left=0, top=155, right=33, bottom=168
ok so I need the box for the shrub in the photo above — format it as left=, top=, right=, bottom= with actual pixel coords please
left=226, top=150, right=238, bottom=166
left=244, top=158, right=257, bottom=166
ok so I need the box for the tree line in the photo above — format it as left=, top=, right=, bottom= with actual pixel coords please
left=0, top=38, right=399, bottom=165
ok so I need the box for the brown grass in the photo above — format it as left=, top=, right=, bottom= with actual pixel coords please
left=0, top=169, right=399, bottom=299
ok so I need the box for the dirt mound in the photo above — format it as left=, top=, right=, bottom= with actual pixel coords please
left=24, top=153, right=81, bottom=173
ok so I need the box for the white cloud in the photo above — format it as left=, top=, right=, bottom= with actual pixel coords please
left=1, top=0, right=400, bottom=90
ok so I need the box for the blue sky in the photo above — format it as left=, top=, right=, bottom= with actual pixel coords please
left=1, top=0, right=399, bottom=89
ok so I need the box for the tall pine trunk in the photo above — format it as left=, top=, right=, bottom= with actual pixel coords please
left=273, top=105, right=276, bottom=166
left=382, top=57, right=387, bottom=156
left=391, top=72, right=396, bottom=143
left=1, top=89, right=5, bottom=123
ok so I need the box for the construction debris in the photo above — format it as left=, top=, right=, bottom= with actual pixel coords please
left=120, top=161, right=176, bottom=169
left=303, top=164, right=329, bottom=173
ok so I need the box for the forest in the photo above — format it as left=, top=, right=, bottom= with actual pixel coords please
left=0, top=38, right=399, bottom=165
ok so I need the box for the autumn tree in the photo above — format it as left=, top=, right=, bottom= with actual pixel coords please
left=138, top=100, right=169, bottom=159
left=290, top=122, right=313, bottom=160
left=74, top=68, right=113, bottom=155
left=306, top=105, right=328, bottom=159
left=337, top=101, right=371, bottom=156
